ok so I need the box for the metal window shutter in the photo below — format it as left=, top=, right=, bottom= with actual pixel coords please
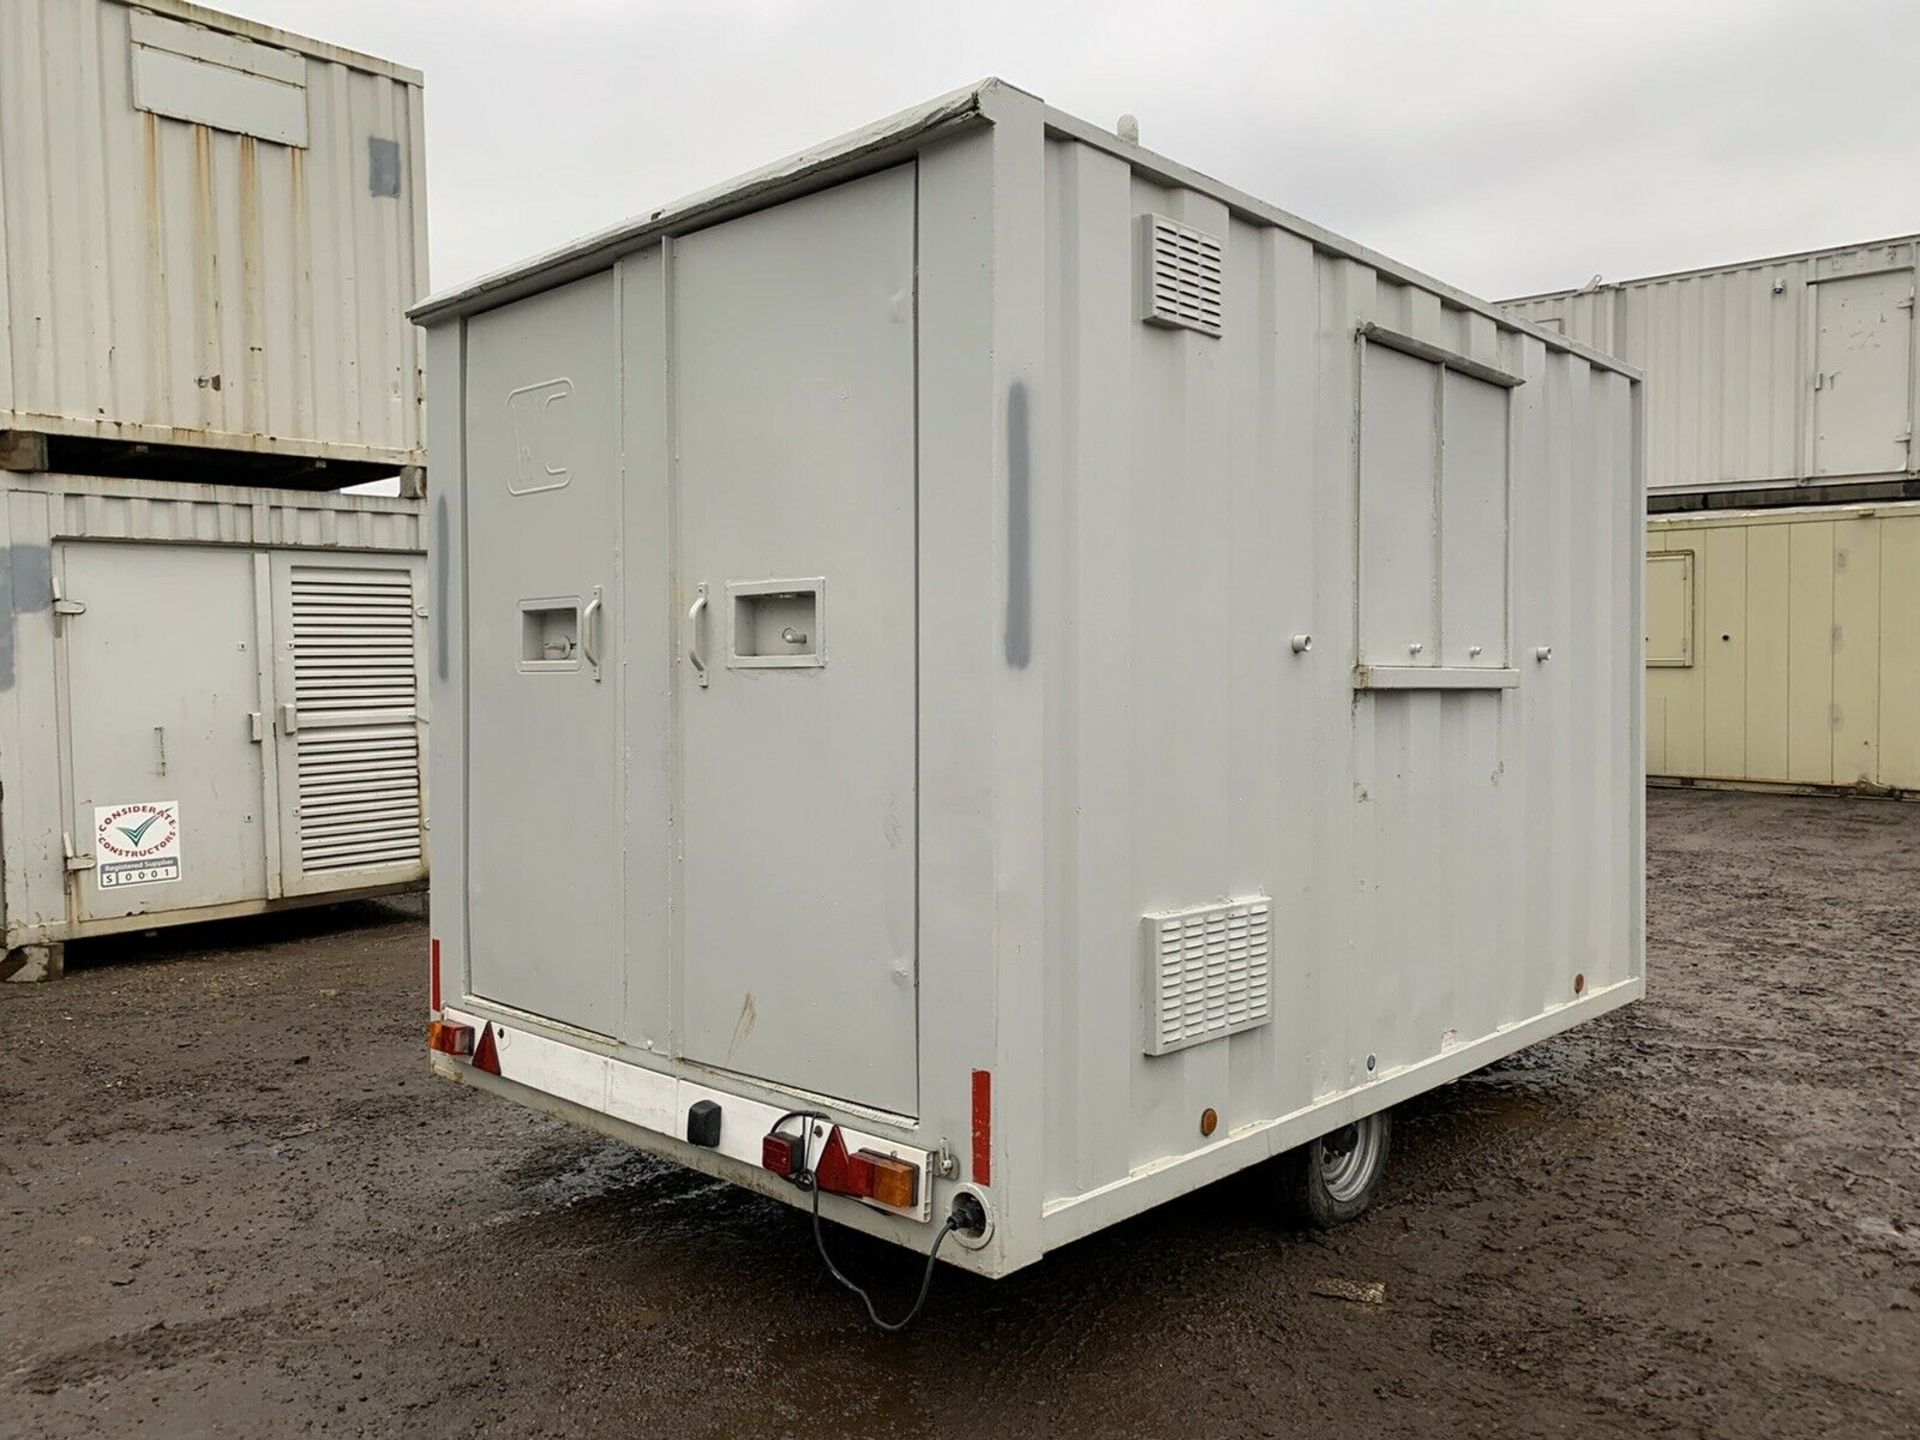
left=290, top=566, right=422, bottom=873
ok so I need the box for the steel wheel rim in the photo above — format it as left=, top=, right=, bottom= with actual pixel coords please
left=1316, top=1114, right=1383, bottom=1204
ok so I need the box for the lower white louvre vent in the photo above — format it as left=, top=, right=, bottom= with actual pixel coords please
left=291, top=566, right=423, bottom=874
left=1143, top=898, right=1272, bottom=1056
left=1138, top=214, right=1225, bottom=337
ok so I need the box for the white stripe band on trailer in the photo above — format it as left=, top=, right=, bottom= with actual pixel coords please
left=439, top=1006, right=934, bottom=1223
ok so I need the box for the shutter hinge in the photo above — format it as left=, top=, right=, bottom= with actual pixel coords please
left=50, top=575, right=85, bottom=616
left=1898, top=293, right=1915, bottom=310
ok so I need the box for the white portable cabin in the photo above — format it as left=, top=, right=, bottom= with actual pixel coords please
left=0, top=0, right=427, bottom=486
left=416, top=81, right=1644, bottom=1280
left=0, top=475, right=427, bottom=981
left=1502, top=235, right=1918, bottom=509
left=1504, top=239, right=1920, bottom=799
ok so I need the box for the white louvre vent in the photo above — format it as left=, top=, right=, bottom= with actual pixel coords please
left=1138, top=214, right=1226, bottom=337
left=1143, top=898, right=1272, bottom=1056
left=290, top=566, right=423, bottom=874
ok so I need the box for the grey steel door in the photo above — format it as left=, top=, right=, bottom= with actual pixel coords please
left=1813, top=270, right=1915, bottom=478
left=463, top=273, right=622, bottom=1032
left=59, top=542, right=269, bottom=921
left=268, top=554, right=427, bottom=897
left=674, top=165, right=919, bottom=1115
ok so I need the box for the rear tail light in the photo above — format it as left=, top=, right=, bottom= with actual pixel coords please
left=760, top=1120, right=919, bottom=1211
left=427, top=1020, right=473, bottom=1057
left=762, top=1132, right=799, bottom=1178
left=860, top=1151, right=919, bottom=1210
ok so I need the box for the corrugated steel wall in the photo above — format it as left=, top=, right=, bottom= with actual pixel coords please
left=1646, top=503, right=1920, bottom=792
left=0, top=473, right=424, bottom=951
left=42, top=476, right=425, bottom=550
left=0, top=0, right=427, bottom=466
left=1504, top=238, right=1918, bottom=495
left=1038, top=135, right=1644, bottom=1208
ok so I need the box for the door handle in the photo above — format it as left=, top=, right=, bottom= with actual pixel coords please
left=687, top=583, right=709, bottom=688
left=582, top=586, right=604, bottom=682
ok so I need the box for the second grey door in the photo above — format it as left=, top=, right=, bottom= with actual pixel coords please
left=674, top=166, right=919, bottom=1115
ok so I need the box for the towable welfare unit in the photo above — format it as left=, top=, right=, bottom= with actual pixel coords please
left=416, top=81, right=1645, bottom=1280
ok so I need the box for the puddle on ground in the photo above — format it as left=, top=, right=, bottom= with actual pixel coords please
left=529, top=1142, right=672, bottom=1206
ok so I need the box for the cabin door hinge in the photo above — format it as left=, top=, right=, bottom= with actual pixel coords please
left=50, top=575, right=85, bottom=616
left=62, top=832, right=96, bottom=872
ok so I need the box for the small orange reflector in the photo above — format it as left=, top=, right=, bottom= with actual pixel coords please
left=428, top=1019, right=473, bottom=1057
left=1200, top=1107, right=1218, bottom=1138
left=859, top=1150, right=919, bottom=1210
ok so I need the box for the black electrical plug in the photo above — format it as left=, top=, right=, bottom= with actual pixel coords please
left=949, top=1191, right=988, bottom=1238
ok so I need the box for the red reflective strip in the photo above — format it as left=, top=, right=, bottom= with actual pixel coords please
left=430, top=937, right=441, bottom=1013
left=970, top=1069, right=992, bottom=1186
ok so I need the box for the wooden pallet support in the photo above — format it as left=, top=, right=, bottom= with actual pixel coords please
left=0, top=430, right=49, bottom=472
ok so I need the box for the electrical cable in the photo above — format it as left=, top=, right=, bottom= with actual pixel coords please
left=809, top=1177, right=960, bottom=1333
left=771, top=1109, right=961, bottom=1332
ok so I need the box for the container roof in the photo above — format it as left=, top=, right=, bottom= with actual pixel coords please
left=411, top=81, right=995, bottom=326
left=1504, top=231, right=1920, bottom=305
left=120, top=0, right=423, bottom=84
left=410, top=78, right=1635, bottom=378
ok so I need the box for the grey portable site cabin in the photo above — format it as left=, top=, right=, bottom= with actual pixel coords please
left=417, top=81, right=1645, bottom=1280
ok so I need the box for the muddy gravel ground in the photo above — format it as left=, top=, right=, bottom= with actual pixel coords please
left=3, top=788, right=1916, bottom=1439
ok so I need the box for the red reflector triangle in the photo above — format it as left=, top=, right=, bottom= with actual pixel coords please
left=811, top=1125, right=875, bottom=1199
left=472, top=1023, right=501, bottom=1075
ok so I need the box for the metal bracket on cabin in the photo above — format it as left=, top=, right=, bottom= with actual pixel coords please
left=50, top=576, right=85, bottom=617
left=933, top=1139, right=960, bottom=1181
left=62, top=832, right=96, bottom=872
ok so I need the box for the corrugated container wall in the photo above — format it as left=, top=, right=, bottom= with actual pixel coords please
left=1504, top=237, right=1918, bottom=501
left=0, top=473, right=428, bottom=979
left=0, top=0, right=427, bottom=475
left=1646, top=502, right=1920, bottom=794
left=1034, top=127, right=1644, bottom=1232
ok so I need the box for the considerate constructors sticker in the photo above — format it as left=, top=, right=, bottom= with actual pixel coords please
left=95, top=802, right=182, bottom=888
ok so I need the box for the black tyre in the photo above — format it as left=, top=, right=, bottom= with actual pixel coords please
left=1268, top=1109, right=1391, bottom=1229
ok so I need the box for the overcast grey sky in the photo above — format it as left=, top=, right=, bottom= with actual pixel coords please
left=234, top=0, right=1918, bottom=301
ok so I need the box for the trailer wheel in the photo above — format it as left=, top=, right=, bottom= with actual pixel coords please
left=1270, top=1109, right=1391, bottom=1229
